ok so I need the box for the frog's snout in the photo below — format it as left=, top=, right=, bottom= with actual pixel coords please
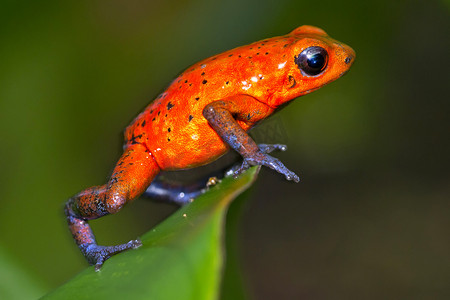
left=345, top=55, right=354, bottom=65
left=336, top=44, right=355, bottom=77
left=342, top=45, right=355, bottom=66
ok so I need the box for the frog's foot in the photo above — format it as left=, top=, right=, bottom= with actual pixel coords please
left=81, top=239, right=142, bottom=271
left=234, top=144, right=300, bottom=182
left=257, top=143, right=288, bottom=154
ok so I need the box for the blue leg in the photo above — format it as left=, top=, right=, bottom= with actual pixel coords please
left=142, top=166, right=235, bottom=205
left=142, top=175, right=207, bottom=205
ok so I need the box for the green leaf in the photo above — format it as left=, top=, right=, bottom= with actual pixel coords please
left=221, top=189, right=252, bottom=300
left=43, top=167, right=259, bottom=300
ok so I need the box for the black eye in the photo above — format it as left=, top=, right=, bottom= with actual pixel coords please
left=295, top=46, right=328, bottom=76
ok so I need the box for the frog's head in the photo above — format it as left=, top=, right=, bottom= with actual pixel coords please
left=269, top=25, right=355, bottom=107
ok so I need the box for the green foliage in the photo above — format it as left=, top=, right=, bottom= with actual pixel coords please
left=0, top=247, right=46, bottom=300
left=42, top=167, right=259, bottom=300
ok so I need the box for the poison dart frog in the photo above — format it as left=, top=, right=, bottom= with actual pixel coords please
left=65, top=25, right=355, bottom=270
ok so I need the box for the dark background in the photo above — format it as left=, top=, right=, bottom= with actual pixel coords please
left=0, top=0, right=449, bottom=298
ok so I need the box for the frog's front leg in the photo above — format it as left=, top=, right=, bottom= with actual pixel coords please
left=65, top=143, right=160, bottom=270
left=203, top=95, right=300, bottom=183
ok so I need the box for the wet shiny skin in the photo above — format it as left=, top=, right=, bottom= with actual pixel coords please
left=65, top=25, right=355, bottom=270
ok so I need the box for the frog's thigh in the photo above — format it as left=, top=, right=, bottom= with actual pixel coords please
left=70, top=143, right=160, bottom=219
left=104, top=143, right=160, bottom=213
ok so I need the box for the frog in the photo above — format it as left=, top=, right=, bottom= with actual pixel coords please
left=65, top=25, right=355, bottom=270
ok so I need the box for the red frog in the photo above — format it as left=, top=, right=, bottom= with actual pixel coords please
left=65, top=25, right=355, bottom=270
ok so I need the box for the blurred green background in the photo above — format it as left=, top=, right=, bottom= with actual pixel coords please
left=1, top=0, right=449, bottom=298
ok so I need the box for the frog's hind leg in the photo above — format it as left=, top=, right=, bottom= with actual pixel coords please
left=142, top=165, right=233, bottom=205
left=143, top=175, right=206, bottom=205
left=64, top=143, right=160, bottom=270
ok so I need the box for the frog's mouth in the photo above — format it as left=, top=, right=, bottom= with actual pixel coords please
left=300, top=85, right=322, bottom=95
left=338, top=72, right=346, bottom=79
left=337, top=56, right=354, bottom=78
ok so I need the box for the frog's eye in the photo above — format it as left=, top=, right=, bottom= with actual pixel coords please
left=295, top=46, right=328, bottom=76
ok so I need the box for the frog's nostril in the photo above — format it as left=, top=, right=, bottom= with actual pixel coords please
left=345, top=55, right=353, bottom=64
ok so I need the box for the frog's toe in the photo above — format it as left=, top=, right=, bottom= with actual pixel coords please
left=82, top=239, right=142, bottom=272
left=285, top=171, right=300, bottom=183
left=94, top=256, right=106, bottom=272
left=233, top=160, right=251, bottom=178
left=271, top=160, right=300, bottom=182
left=258, top=144, right=287, bottom=154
